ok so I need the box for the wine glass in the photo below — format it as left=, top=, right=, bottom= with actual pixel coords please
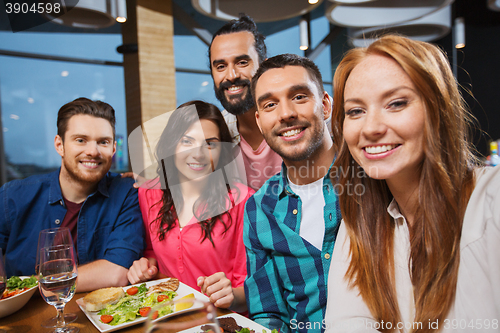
left=0, top=249, right=6, bottom=333
left=37, top=227, right=78, bottom=327
left=38, top=231, right=79, bottom=333
left=0, top=249, right=6, bottom=297
left=144, top=298, right=221, bottom=333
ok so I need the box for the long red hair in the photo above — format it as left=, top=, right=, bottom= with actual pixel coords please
left=331, top=35, right=478, bottom=332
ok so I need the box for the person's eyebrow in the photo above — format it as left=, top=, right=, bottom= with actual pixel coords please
left=234, top=54, right=251, bottom=62
left=205, top=137, right=220, bottom=142
left=344, top=86, right=415, bottom=104
left=257, top=92, right=272, bottom=106
left=70, top=134, right=88, bottom=139
left=97, top=136, right=114, bottom=142
left=70, top=134, right=113, bottom=141
left=288, top=84, right=312, bottom=95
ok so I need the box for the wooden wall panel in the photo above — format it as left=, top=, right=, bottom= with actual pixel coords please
left=122, top=0, right=176, bottom=177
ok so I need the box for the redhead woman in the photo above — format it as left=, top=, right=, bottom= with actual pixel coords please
left=127, top=101, right=253, bottom=312
left=325, top=35, right=499, bottom=332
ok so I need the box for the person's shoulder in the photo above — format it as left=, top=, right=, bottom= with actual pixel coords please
left=104, top=172, right=138, bottom=195
left=253, top=172, right=282, bottom=198
left=476, top=165, right=500, bottom=193
left=138, top=179, right=163, bottom=200
left=106, top=172, right=134, bottom=184
left=1, top=171, right=54, bottom=191
left=231, top=182, right=255, bottom=195
left=228, top=182, right=255, bottom=203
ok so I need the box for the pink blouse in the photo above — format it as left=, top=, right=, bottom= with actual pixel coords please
left=138, top=182, right=254, bottom=292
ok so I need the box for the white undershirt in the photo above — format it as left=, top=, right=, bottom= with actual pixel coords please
left=288, top=176, right=326, bottom=251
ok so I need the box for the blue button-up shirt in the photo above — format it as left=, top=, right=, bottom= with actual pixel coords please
left=0, top=169, right=145, bottom=277
left=244, top=162, right=341, bottom=333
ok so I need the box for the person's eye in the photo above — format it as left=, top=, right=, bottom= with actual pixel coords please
left=388, top=99, right=408, bottom=110
left=99, top=140, right=110, bottom=145
left=180, top=138, right=192, bottom=145
left=262, top=102, right=277, bottom=110
left=293, top=94, right=307, bottom=102
left=76, top=138, right=85, bottom=143
left=345, top=108, right=364, bottom=117
left=237, top=60, right=248, bottom=66
left=206, top=141, right=219, bottom=149
left=215, top=64, right=226, bottom=71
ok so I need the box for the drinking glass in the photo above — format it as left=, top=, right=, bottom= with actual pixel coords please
left=144, top=298, right=221, bottom=333
left=0, top=249, right=6, bottom=333
left=37, top=227, right=78, bottom=327
left=0, top=249, right=6, bottom=297
left=38, top=230, right=79, bottom=333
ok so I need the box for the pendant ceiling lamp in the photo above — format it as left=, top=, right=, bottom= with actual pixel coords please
left=348, top=5, right=451, bottom=47
left=488, top=0, right=500, bottom=11
left=328, top=0, right=375, bottom=3
left=191, top=0, right=323, bottom=22
left=326, top=0, right=453, bottom=28
left=43, top=0, right=127, bottom=29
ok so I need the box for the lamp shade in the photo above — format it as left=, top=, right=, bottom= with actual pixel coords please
left=488, top=0, right=500, bottom=11
left=348, top=5, right=451, bottom=47
left=43, top=0, right=126, bottom=29
left=329, top=0, right=376, bottom=3
left=191, top=0, right=323, bottom=22
left=326, top=0, right=454, bottom=28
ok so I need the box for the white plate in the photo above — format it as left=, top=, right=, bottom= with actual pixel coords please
left=77, top=278, right=209, bottom=333
left=0, top=276, right=39, bottom=318
left=179, top=313, right=273, bottom=333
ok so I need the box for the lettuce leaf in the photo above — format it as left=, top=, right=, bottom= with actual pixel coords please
left=98, top=286, right=176, bottom=325
left=6, top=275, right=37, bottom=290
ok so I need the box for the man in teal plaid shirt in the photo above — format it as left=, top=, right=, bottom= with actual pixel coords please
left=244, top=54, right=341, bottom=332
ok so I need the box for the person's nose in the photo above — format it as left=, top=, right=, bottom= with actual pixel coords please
left=225, top=63, right=240, bottom=82
left=85, top=142, right=100, bottom=157
left=278, top=100, right=298, bottom=123
left=191, top=143, right=207, bottom=161
left=361, top=109, right=387, bottom=140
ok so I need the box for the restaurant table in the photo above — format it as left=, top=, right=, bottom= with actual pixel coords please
left=0, top=291, right=232, bottom=332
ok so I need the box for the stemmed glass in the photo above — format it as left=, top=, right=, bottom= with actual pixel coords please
left=0, top=249, right=6, bottom=333
left=38, top=228, right=79, bottom=333
left=144, top=298, right=221, bottom=333
left=0, top=249, right=6, bottom=297
left=37, top=227, right=78, bottom=327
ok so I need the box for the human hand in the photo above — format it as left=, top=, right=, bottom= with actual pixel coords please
left=127, top=257, right=158, bottom=284
left=121, top=172, right=147, bottom=188
left=197, top=272, right=234, bottom=309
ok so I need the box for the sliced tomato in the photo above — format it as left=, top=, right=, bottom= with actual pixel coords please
left=100, top=315, right=113, bottom=324
left=151, top=310, right=159, bottom=320
left=157, top=294, right=169, bottom=302
left=139, top=307, right=151, bottom=317
left=126, top=286, right=139, bottom=295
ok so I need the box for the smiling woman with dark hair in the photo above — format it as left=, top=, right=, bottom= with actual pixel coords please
left=127, top=100, right=253, bottom=313
left=325, top=35, right=500, bottom=332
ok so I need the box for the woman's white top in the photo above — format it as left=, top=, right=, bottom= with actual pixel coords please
left=324, top=166, right=500, bottom=332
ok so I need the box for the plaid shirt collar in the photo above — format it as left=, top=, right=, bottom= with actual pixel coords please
left=276, top=160, right=335, bottom=200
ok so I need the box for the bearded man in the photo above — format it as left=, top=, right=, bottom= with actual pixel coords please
left=0, top=97, right=144, bottom=292
left=209, top=15, right=282, bottom=190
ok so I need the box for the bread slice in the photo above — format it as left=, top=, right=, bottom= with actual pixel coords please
left=82, top=287, right=125, bottom=312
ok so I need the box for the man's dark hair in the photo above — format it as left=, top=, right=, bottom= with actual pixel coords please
left=251, top=53, right=325, bottom=102
left=209, top=14, right=267, bottom=65
left=57, top=97, right=116, bottom=141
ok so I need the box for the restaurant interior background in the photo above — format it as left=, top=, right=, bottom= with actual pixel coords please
left=0, top=0, right=499, bottom=186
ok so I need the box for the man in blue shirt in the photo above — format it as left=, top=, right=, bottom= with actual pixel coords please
left=0, top=98, right=144, bottom=292
left=244, top=54, right=340, bottom=332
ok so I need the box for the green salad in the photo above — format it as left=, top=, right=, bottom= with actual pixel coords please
left=6, top=275, right=38, bottom=290
left=97, top=283, right=176, bottom=326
